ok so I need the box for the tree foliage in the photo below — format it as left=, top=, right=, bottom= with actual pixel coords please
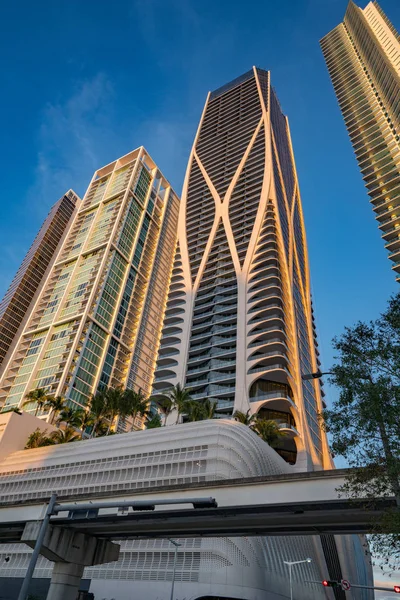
left=25, top=428, right=55, bottom=449
left=251, top=418, right=285, bottom=447
left=23, top=388, right=53, bottom=417
left=324, top=292, right=400, bottom=569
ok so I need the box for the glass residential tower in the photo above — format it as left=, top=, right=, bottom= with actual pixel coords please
left=154, top=67, right=331, bottom=470
left=0, top=148, right=179, bottom=419
left=0, top=190, right=79, bottom=368
left=321, top=1, right=400, bottom=281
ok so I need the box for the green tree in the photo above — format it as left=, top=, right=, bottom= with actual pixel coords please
left=76, top=410, right=95, bottom=439
left=198, top=398, right=217, bottom=420
left=57, top=407, right=83, bottom=428
left=145, top=412, right=162, bottom=429
left=251, top=418, right=285, bottom=447
left=153, top=396, right=173, bottom=426
left=23, top=388, right=52, bottom=417
left=25, top=428, right=54, bottom=449
left=89, top=389, right=109, bottom=437
left=184, top=400, right=205, bottom=422
left=324, top=292, right=400, bottom=569
left=122, top=388, right=148, bottom=432
left=103, top=386, right=126, bottom=435
left=49, top=427, right=80, bottom=444
left=46, top=396, right=65, bottom=425
left=233, top=409, right=255, bottom=426
left=156, top=384, right=192, bottom=424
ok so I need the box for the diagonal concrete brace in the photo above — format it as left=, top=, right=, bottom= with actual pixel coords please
left=22, top=522, right=120, bottom=565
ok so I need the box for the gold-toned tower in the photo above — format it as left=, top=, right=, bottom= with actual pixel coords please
left=321, top=1, right=400, bottom=281
left=0, top=148, right=179, bottom=420
left=154, top=67, right=331, bottom=471
left=0, top=190, right=79, bottom=368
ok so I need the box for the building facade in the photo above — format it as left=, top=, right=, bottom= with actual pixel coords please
left=321, top=1, right=400, bottom=281
left=0, top=190, right=79, bottom=369
left=153, top=67, right=331, bottom=471
left=0, top=148, right=179, bottom=419
left=0, top=420, right=373, bottom=600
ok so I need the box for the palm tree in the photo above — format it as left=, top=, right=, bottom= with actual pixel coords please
left=251, top=418, right=285, bottom=447
left=152, top=396, right=173, bottom=426
left=57, top=407, right=83, bottom=428
left=184, top=400, right=205, bottom=422
left=49, top=427, right=80, bottom=444
left=102, top=386, right=126, bottom=435
left=145, top=412, right=162, bottom=429
left=25, top=428, right=54, bottom=449
left=122, top=388, right=148, bottom=432
left=89, top=389, right=109, bottom=437
left=233, top=409, right=255, bottom=426
left=76, top=410, right=95, bottom=439
left=156, top=384, right=192, bottom=424
left=199, top=398, right=217, bottom=420
left=23, top=388, right=52, bottom=417
left=46, top=396, right=65, bottom=425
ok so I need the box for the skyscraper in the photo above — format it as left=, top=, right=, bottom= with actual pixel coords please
left=0, top=190, right=79, bottom=369
left=321, top=1, right=400, bottom=281
left=0, top=148, right=179, bottom=417
left=154, top=67, right=331, bottom=470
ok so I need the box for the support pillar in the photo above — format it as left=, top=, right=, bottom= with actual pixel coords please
left=46, top=562, right=85, bottom=600
left=22, top=523, right=120, bottom=600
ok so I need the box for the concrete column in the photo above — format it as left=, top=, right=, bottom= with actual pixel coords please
left=46, top=562, right=85, bottom=600
left=22, top=523, right=120, bottom=600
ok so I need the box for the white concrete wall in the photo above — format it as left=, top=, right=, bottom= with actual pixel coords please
left=0, top=411, right=56, bottom=461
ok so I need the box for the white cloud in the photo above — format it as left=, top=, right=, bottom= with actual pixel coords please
left=29, top=72, right=115, bottom=209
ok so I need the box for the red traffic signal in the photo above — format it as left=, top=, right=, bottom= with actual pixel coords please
left=322, top=580, right=338, bottom=587
left=394, top=585, right=400, bottom=593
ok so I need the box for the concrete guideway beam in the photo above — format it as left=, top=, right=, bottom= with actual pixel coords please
left=22, top=522, right=120, bottom=565
left=21, top=523, right=119, bottom=600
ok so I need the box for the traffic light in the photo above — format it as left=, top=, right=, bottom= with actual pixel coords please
left=322, top=580, right=337, bottom=587
left=394, top=585, right=400, bottom=593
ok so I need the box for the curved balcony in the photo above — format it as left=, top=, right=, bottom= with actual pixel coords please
left=161, top=326, right=183, bottom=338
left=247, top=362, right=289, bottom=379
left=190, top=323, right=236, bottom=343
left=247, top=350, right=288, bottom=370
left=249, top=364, right=291, bottom=390
left=248, top=295, right=284, bottom=312
left=249, top=391, right=296, bottom=415
left=162, top=315, right=184, bottom=327
left=157, top=347, right=180, bottom=358
left=251, top=254, right=280, bottom=272
left=248, top=327, right=287, bottom=348
left=247, top=276, right=281, bottom=294
left=186, top=371, right=236, bottom=390
left=277, top=422, right=299, bottom=437
left=164, top=305, right=185, bottom=317
left=166, top=297, right=186, bottom=310
left=188, top=345, right=236, bottom=360
left=247, top=338, right=287, bottom=359
left=168, top=289, right=186, bottom=300
left=153, top=369, right=176, bottom=382
left=159, top=335, right=181, bottom=348
left=156, top=356, right=178, bottom=369
left=248, top=269, right=281, bottom=286
left=247, top=316, right=285, bottom=337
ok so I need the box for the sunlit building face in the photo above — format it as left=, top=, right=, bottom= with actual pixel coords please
left=321, top=1, right=400, bottom=281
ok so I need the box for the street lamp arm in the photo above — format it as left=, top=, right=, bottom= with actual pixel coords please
left=301, top=371, right=334, bottom=381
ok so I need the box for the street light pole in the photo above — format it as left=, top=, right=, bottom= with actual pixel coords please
left=168, top=538, right=181, bottom=600
left=301, top=371, right=333, bottom=381
left=283, top=558, right=312, bottom=600
left=17, top=493, right=57, bottom=600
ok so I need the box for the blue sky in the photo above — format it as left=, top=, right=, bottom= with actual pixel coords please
left=0, top=0, right=398, bottom=374
left=0, top=0, right=400, bottom=594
